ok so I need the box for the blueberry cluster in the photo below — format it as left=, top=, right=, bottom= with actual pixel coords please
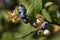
left=18, top=5, right=30, bottom=24
left=33, top=22, right=48, bottom=29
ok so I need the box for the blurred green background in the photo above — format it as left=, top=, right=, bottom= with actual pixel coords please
left=0, top=0, right=60, bottom=40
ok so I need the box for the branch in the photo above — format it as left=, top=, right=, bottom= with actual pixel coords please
left=14, top=29, right=39, bottom=40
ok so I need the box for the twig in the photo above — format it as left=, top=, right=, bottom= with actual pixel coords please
left=14, top=29, right=39, bottom=40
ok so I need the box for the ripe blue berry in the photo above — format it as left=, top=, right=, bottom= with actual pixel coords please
left=18, top=5, right=26, bottom=13
left=18, top=5, right=26, bottom=14
left=18, top=5, right=27, bottom=19
left=41, top=22, right=48, bottom=29
left=19, top=12, right=26, bottom=19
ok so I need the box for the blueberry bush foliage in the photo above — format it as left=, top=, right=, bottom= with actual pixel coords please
left=0, top=0, right=60, bottom=40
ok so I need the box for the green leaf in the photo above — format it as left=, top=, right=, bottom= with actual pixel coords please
left=42, top=9, right=52, bottom=22
left=1, top=32, right=14, bottom=40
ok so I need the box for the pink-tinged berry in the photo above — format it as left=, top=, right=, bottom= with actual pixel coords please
left=32, top=22, right=39, bottom=28
left=23, top=17, right=30, bottom=24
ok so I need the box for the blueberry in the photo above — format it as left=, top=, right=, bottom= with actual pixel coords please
left=18, top=5, right=26, bottom=13
left=23, top=17, right=30, bottom=24
left=41, top=22, right=48, bottom=29
left=37, top=30, right=43, bottom=36
left=18, top=7, right=25, bottom=13
left=18, top=5, right=27, bottom=19
left=19, top=12, right=26, bottom=19
left=44, top=30, right=50, bottom=36
left=32, top=22, right=39, bottom=28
